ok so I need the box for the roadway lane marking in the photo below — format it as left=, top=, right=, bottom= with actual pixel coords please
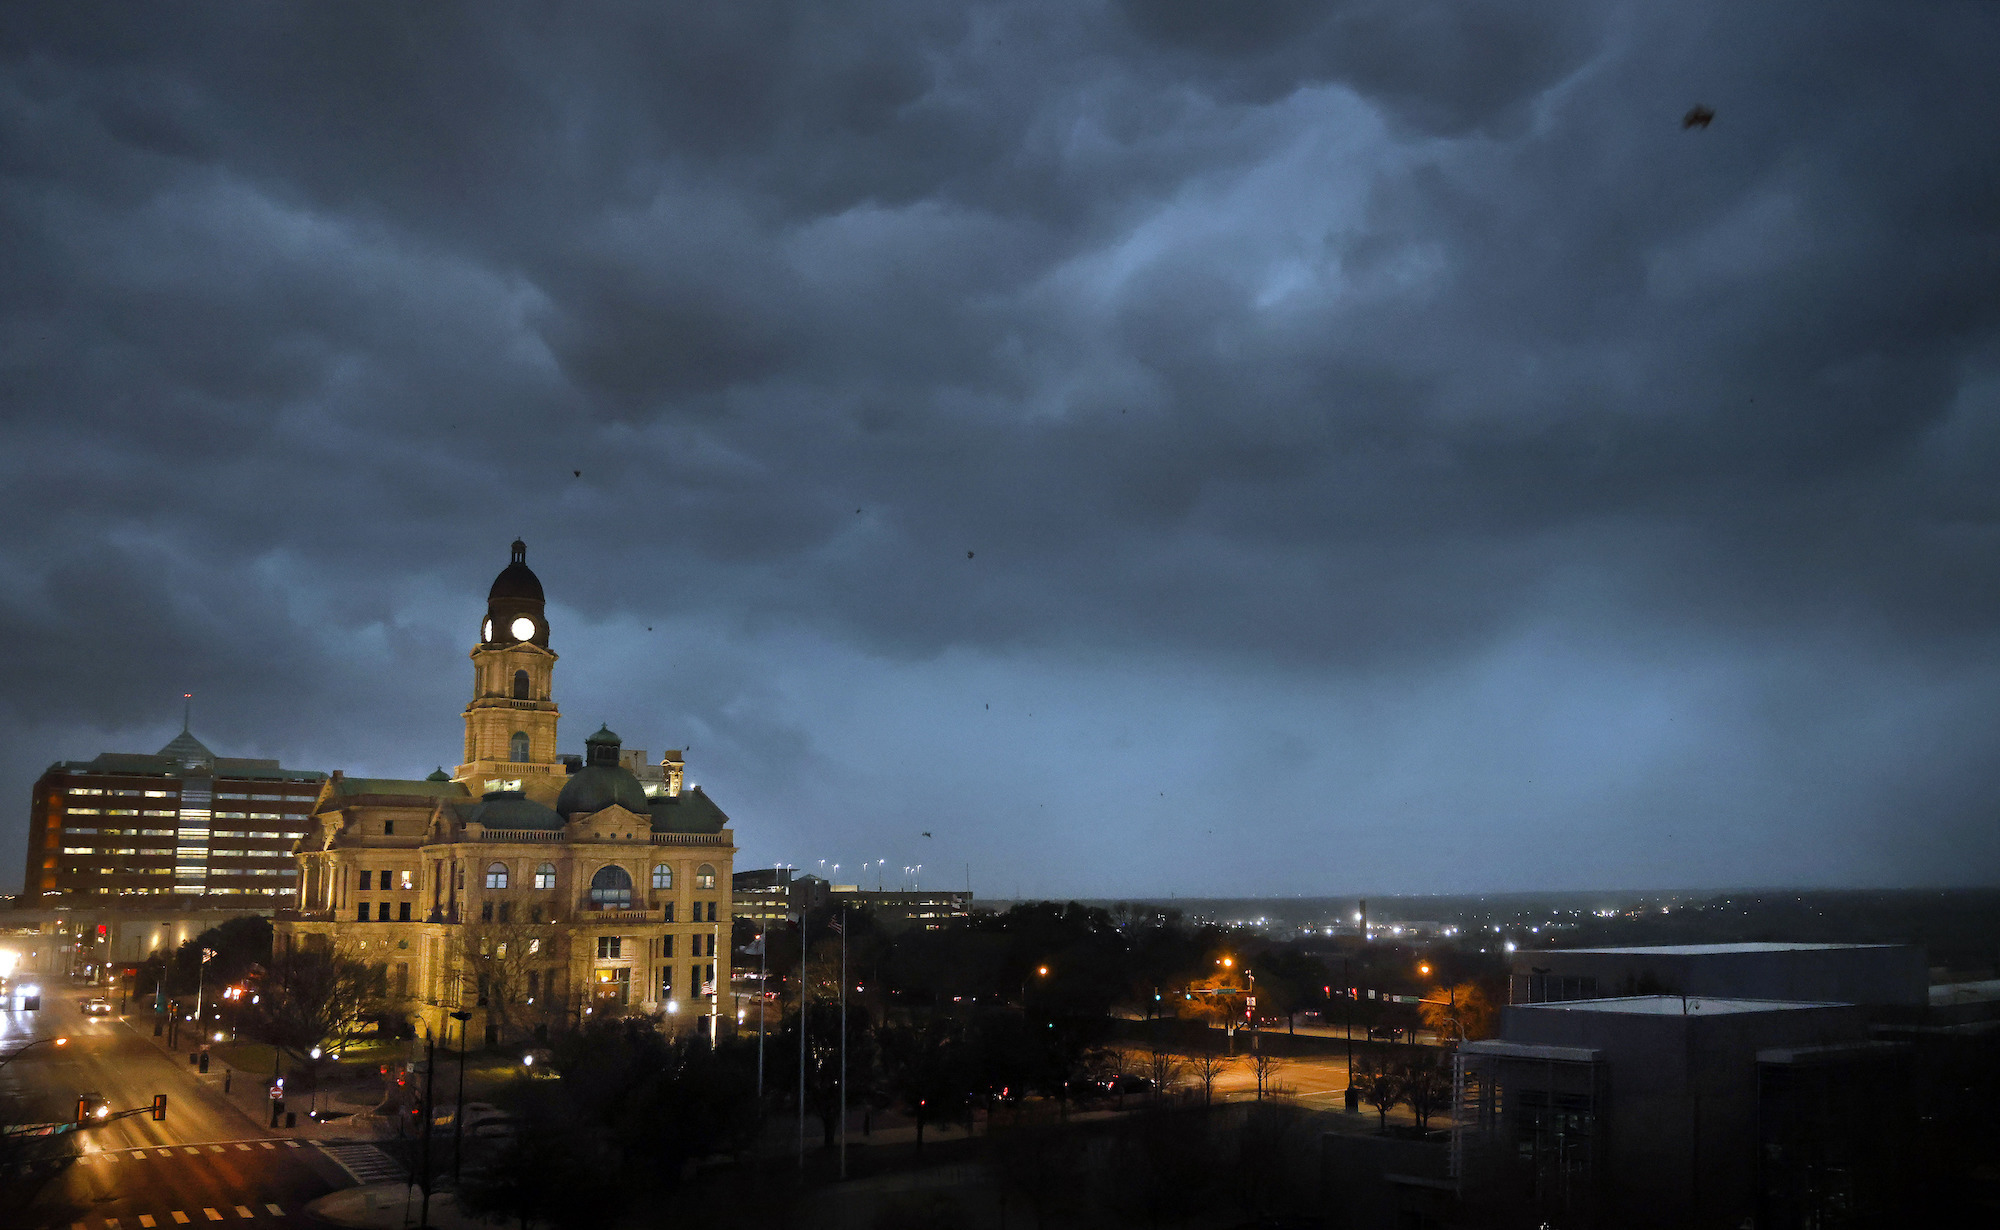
left=234, top=1143, right=250, bottom=1150
left=138, top=1219, right=156, bottom=1228
left=171, top=1216, right=189, bottom=1225
left=283, top=1141, right=299, bottom=1148
left=183, top=1147, right=200, bottom=1154
left=258, top=1143, right=273, bottom=1150
left=264, top=1205, right=283, bottom=1216
left=208, top=1145, right=224, bottom=1152
left=203, top=1211, right=222, bottom=1222
left=234, top=1207, right=252, bottom=1219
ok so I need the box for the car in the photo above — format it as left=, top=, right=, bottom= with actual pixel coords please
left=76, top=1091, right=111, bottom=1122
left=81, top=998, right=113, bottom=1017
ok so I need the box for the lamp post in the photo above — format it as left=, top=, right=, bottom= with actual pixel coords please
left=193, top=948, right=215, bottom=1039
left=417, top=1023, right=437, bottom=1229
left=308, top=1047, right=321, bottom=1119
left=449, top=1010, right=471, bottom=1185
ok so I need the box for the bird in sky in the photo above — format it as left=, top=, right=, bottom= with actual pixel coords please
left=573, top=469, right=581, bottom=477
left=922, top=831, right=932, bottom=838
left=1682, top=104, right=1714, bottom=129
left=967, top=550, right=975, bottom=559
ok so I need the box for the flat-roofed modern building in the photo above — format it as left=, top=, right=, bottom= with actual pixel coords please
left=22, top=728, right=325, bottom=902
left=1454, top=995, right=1911, bottom=1229
left=1508, top=941, right=1929, bottom=1012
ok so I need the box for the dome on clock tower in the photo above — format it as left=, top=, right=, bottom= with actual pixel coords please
left=483, top=539, right=550, bottom=647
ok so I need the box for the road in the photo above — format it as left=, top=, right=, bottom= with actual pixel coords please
left=3, top=985, right=360, bottom=1229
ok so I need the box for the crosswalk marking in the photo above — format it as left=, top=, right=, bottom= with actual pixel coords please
left=258, top=1143, right=273, bottom=1150
left=264, top=1206, right=283, bottom=1216
left=72, top=1222, right=87, bottom=1230
left=234, top=1143, right=250, bottom=1151
left=106, top=1220, right=121, bottom=1230
left=283, top=1141, right=299, bottom=1148
left=208, top=1145, right=224, bottom=1153
left=234, top=1207, right=252, bottom=1219
left=170, top=1216, right=189, bottom=1226
left=183, top=1147, right=200, bottom=1155
left=138, top=1218, right=156, bottom=1228
left=203, top=1211, right=222, bottom=1222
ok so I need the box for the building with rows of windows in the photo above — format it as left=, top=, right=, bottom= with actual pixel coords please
left=22, top=728, right=325, bottom=901
left=274, top=541, right=736, bottom=1044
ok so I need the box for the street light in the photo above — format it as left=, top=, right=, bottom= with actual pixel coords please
left=449, top=1010, right=471, bottom=1185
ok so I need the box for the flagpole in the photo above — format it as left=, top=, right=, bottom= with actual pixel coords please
left=838, top=907, right=847, bottom=1181
left=756, top=925, right=767, bottom=1098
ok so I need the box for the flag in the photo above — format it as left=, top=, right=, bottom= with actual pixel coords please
left=828, top=913, right=844, bottom=935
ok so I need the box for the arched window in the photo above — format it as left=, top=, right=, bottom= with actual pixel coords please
left=513, top=669, right=530, bottom=700
left=534, top=863, right=556, bottom=890
left=484, top=862, right=509, bottom=890
left=695, top=863, right=717, bottom=890
left=651, top=864, right=672, bottom=890
left=589, top=864, right=633, bottom=909
left=510, top=731, right=529, bottom=762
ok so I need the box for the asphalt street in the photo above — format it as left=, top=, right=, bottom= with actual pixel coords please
left=3, top=985, right=356, bottom=1229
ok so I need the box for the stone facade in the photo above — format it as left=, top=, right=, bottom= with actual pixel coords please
left=275, top=541, right=735, bottom=1045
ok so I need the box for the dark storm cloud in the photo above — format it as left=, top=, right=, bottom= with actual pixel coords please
left=3, top=1, right=1999, bottom=893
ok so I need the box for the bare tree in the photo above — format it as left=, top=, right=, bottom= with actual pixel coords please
left=458, top=923, right=562, bottom=1045
left=1147, top=1048, right=1187, bottom=1104
left=244, top=944, right=388, bottom=1064
left=1351, top=1054, right=1405, bottom=1131
left=1403, top=1055, right=1451, bottom=1130
left=1251, top=1050, right=1284, bottom=1101
left=1189, top=1044, right=1235, bottom=1107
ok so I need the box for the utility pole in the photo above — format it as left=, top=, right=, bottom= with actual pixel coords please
left=797, top=910, right=807, bottom=1170
left=838, top=907, right=848, bottom=1181
left=418, top=1025, right=437, bottom=1229
left=449, top=1010, right=471, bottom=1186
left=756, top=925, right=768, bottom=1098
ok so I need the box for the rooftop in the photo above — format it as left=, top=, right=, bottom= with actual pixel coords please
left=1516, top=994, right=1845, bottom=1016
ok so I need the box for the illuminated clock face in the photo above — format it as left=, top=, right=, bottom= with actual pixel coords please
left=510, top=616, right=536, bottom=641
left=482, top=618, right=492, bottom=641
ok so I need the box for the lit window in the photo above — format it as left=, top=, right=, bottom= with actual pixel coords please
left=695, top=864, right=716, bottom=891
left=589, top=865, right=632, bottom=909
left=485, top=862, right=510, bottom=890
left=534, top=863, right=556, bottom=890
left=651, top=864, right=672, bottom=890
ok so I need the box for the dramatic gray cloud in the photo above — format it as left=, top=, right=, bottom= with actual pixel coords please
left=4, top=1, right=1999, bottom=897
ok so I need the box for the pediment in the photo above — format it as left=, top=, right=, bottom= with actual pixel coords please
left=568, top=803, right=650, bottom=841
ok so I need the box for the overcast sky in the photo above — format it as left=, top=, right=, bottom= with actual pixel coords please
left=4, top=2, right=1999, bottom=899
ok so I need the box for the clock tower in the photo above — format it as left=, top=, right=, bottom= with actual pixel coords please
left=457, top=540, right=565, bottom=801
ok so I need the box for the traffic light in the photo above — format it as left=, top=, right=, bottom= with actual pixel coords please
left=152, top=1094, right=168, bottom=1121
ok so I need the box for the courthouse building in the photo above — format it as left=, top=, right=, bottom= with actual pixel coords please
left=276, top=541, right=736, bottom=1044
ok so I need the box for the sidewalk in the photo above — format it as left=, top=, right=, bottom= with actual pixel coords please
left=305, top=1182, right=491, bottom=1230
left=124, top=1012, right=398, bottom=1144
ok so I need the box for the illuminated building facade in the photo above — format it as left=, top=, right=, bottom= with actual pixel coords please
left=22, top=731, right=323, bottom=901
left=275, top=541, right=736, bottom=1043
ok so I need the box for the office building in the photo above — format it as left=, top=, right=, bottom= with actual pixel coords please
left=23, top=728, right=324, bottom=901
